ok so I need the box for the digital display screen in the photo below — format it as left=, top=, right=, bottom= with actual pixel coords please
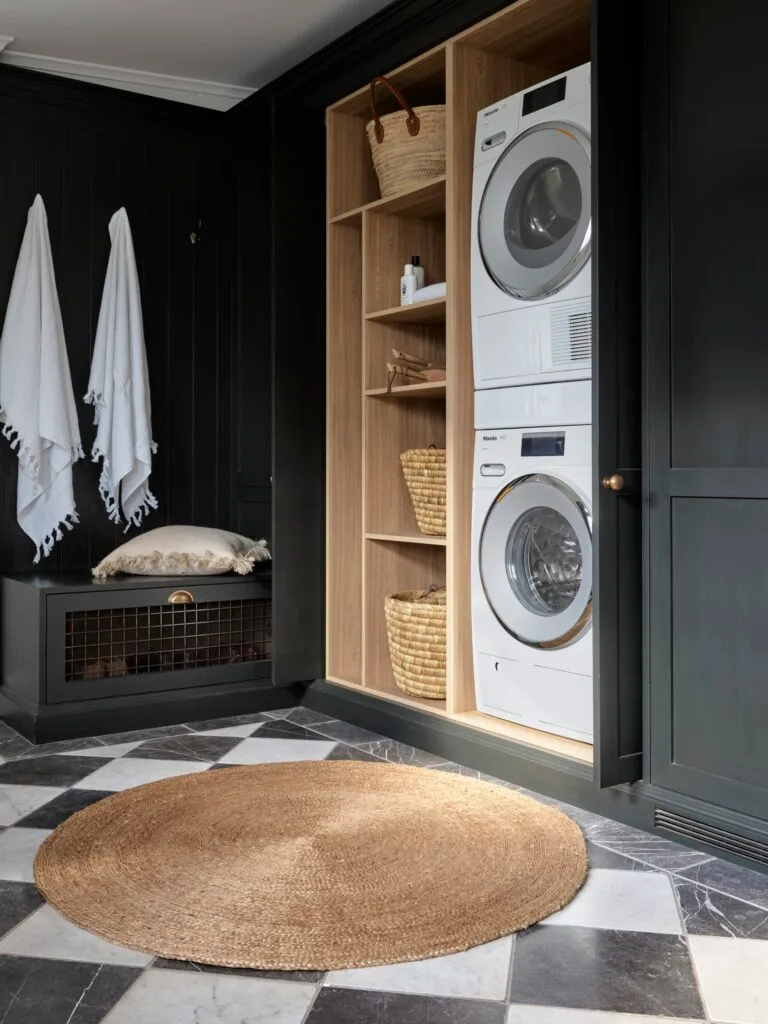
left=521, top=432, right=565, bottom=457
left=522, top=77, right=566, bottom=116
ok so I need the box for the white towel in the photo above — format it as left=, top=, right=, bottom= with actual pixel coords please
left=0, top=195, right=83, bottom=563
left=85, top=207, right=157, bottom=528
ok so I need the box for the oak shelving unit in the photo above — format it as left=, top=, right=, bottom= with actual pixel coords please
left=326, top=0, right=593, bottom=764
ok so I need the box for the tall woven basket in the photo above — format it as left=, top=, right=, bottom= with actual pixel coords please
left=384, top=586, right=446, bottom=699
left=400, top=447, right=446, bottom=536
left=365, top=76, right=446, bottom=199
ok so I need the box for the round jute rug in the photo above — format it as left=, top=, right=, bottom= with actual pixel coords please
left=34, top=760, right=586, bottom=971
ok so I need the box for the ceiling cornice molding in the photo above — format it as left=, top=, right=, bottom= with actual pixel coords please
left=0, top=49, right=254, bottom=111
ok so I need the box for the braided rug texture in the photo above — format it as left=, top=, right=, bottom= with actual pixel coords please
left=35, top=760, right=587, bottom=970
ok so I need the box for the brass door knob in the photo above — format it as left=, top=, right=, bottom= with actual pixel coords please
left=168, top=589, right=194, bottom=605
left=601, top=473, right=625, bottom=492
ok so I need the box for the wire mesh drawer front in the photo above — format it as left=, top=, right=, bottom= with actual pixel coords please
left=65, top=598, right=272, bottom=683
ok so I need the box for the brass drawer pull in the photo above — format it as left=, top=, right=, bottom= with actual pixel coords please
left=168, top=589, right=194, bottom=605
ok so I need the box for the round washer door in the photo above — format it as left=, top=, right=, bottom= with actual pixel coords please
left=478, top=121, right=591, bottom=300
left=479, top=473, right=592, bottom=648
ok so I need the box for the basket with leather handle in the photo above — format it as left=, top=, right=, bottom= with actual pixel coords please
left=365, top=76, right=446, bottom=198
left=384, top=585, right=446, bottom=699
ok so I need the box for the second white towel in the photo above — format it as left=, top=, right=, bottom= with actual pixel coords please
left=85, top=207, right=157, bottom=528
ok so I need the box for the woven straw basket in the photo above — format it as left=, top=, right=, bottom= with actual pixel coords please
left=385, top=586, right=446, bottom=699
left=365, top=76, right=446, bottom=198
left=400, top=447, right=446, bottom=536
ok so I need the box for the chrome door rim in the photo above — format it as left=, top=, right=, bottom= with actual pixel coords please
left=478, top=122, right=592, bottom=301
left=479, top=473, right=593, bottom=648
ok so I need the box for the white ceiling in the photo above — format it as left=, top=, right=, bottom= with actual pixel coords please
left=0, top=0, right=395, bottom=105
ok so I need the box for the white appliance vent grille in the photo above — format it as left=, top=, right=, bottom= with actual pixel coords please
left=551, top=300, right=592, bottom=367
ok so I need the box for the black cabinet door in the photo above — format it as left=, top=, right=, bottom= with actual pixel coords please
left=592, top=0, right=644, bottom=786
left=646, top=0, right=768, bottom=817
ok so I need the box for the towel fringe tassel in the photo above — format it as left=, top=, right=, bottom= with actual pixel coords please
left=32, top=509, right=80, bottom=564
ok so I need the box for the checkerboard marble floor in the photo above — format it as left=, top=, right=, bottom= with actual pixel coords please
left=1, top=707, right=767, bottom=1023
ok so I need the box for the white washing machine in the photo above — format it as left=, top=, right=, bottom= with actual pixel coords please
left=471, top=63, right=592, bottom=390
left=471, top=381, right=593, bottom=742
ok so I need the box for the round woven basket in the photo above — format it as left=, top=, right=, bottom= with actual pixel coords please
left=400, top=447, right=446, bottom=536
left=385, top=586, right=446, bottom=699
left=365, top=77, right=445, bottom=198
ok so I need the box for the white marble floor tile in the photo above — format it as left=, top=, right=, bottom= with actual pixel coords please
left=61, top=741, right=143, bottom=758
left=0, top=903, right=153, bottom=966
left=0, top=783, right=64, bottom=825
left=218, top=737, right=337, bottom=764
left=326, top=936, right=513, bottom=1000
left=0, top=826, right=51, bottom=881
left=71, top=757, right=208, bottom=791
left=102, top=968, right=316, bottom=1023
left=193, top=724, right=262, bottom=738
left=508, top=1008, right=702, bottom=1024
left=689, top=935, right=768, bottom=1024
left=543, top=869, right=682, bottom=934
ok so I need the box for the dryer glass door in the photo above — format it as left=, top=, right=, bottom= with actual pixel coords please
left=479, top=473, right=592, bottom=647
left=478, top=122, right=591, bottom=300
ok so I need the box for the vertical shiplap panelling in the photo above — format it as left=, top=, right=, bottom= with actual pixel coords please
left=165, top=142, right=197, bottom=527
left=59, top=123, right=99, bottom=571
left=0, top=71, right=239, bottom=574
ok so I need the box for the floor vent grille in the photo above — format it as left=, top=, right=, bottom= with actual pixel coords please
left=655, top=808, right=768, bottom=866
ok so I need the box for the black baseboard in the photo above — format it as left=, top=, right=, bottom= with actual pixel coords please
left=1, top=679, right=298, bottom=743
left=303, top=679, right=768, bottom=875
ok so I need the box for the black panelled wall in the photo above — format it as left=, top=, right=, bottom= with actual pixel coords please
left=0, top=68, right=237, bottom=573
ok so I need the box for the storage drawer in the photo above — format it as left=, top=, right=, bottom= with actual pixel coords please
left=46, top=579, right=272, bottom=703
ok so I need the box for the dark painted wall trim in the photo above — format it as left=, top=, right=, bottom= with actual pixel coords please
left=304, top=679, right=768, bottom=875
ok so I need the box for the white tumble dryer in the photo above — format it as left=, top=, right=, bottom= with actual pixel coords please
left=471, top=381, right=593, bottom=742
left=471, top=63, right=592, bottom=390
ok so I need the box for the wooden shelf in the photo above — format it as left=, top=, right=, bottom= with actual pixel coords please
left=365, top=380, right=446, bottom=399
left=331, top=176, right=447, bottom=227
left=366, top=532, right=447, bottom=546
left=366, top=298, right=446, bottom=325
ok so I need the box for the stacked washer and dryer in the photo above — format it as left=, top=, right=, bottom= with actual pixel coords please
left=470, top=63, right=594, bottom=743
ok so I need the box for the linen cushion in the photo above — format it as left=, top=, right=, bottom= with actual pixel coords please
left=92, top=525, right=270, bottom=579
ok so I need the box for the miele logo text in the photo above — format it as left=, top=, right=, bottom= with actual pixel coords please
left=482, top=434, right=498, bottom=441
left=483, top=107, right=499, bottom=117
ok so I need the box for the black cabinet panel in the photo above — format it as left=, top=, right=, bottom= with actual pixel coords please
left=670, top=499, right=768, bottom=803
left=669, top=0, right=768, bottom=469
left=592, top=0, right=644, bottom=786
left=647, top=0, right=768, bottom=818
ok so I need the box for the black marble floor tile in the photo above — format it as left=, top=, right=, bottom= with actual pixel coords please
left=255, top=720, right=330, bottom=740
left=0, top=957, right=140, bottom=1024
left=280, top=707, right=335, bottom=727
left=0, top=723, right=32, bottom=762
left=94, top=723, right=193, bottom=745
left=431, top=763, right=522, bottom=789
left=324, top=743, right=383, bottom=762
left=675, top=878, right=768, bottom=937
left=15, top=789, right=113, bottom=830
left=586, top=841, right=655, bottom=871
left=677, top=857, right=768, bottom=911
left=11, top=737, right=106, bottom=761
left=509, top=925, right=705, bottom=1018
left=584, top=819, right=714, bottom=872
left=0, top=755, right=110, bottom=788
left=0, top=882, right=44, bottom=938
left=307, top=719, right=385, bottom=746
left=124, top=734, right=242, bottom=762
left=185, top=713, right=269, bottom=732
left=356, top=738, right=449, bottom=767
left=306, top=989, right=506, bottom=1024
left=152, top=957, right=325, bottom=983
